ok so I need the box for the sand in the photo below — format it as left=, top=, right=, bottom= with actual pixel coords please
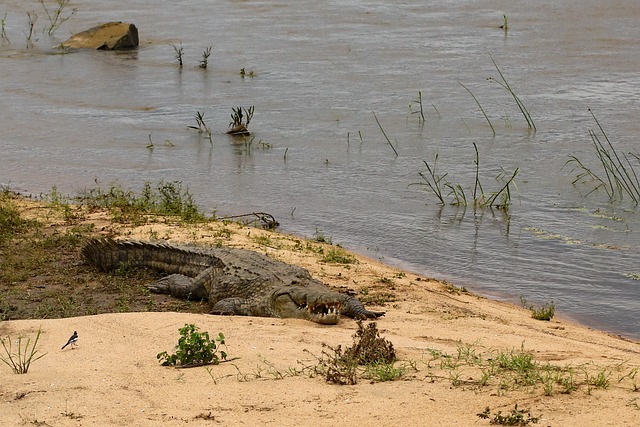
left=1, top=200, right=639, bottom=426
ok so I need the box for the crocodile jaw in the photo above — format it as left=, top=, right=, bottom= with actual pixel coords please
left=305, top=302, right=341, bottom=325
left=272, top=289, right=342, bottom=324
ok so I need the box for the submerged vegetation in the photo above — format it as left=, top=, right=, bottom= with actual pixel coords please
left=39, top=0, right=76, bottom=36
left=188, top=111, right=213, bottom=143
left=566, top=109, right=640, bottom=205
left=459, top=82, right=496, bottom=136
left=1, top=0, right=77, bottom=47
left=171, top=41, right=184, bottom=67
left=199, top=45, right=213, bottom=69
left=1, top=13, right=8, bottom=43
left=372, top=111, right=399, bottom=156
left=415, top=143, right=519, bottom=210
left=227, top=106, right=254, bottom=136
left=488, top=53, right=536, bottom=131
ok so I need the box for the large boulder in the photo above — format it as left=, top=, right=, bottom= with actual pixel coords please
left=63, top=22, right=138, bottom=50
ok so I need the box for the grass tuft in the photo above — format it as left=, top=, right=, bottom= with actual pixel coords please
left=0, top=327, right=47, bottom=374
left=320, top=247, right=356, bottom=264
left=76, top=180, right=207, bottom=224
left=529, top=302, right=555, bottom=321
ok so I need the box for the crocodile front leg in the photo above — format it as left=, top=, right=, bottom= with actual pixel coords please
left=147, top=274, right=209, bottom=300
left=147, top=266, right=217, bottom=301
left=341, top=296, right=385, bottom=319
left=210, top=298, right=254, bottom=316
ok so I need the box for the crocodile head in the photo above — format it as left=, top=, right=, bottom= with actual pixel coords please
left=272, top=287, right=343, bottom=324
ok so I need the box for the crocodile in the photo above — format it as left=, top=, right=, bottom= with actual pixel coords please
left=82, top=238, right=384, bottom=324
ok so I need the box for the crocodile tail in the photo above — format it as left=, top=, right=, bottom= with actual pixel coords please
left=82, top=238, right=217, bottom=276
left=81, top=238, right=135, bottom=271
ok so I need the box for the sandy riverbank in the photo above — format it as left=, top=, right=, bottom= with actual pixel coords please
left=1, top=198, right=639, bottom=426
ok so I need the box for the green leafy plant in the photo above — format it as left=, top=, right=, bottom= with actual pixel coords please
left=477, top=404, right=539, bottom=426
left=0, top=327, right=47, bottom=374
left=312, top=227, right=332, bottom=244
left=363, top=361, right=405, bottom=382
left=157, top=323, right=227, bottom=367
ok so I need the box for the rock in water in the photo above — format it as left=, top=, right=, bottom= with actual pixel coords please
left=63, top=22, right=138, bottom=50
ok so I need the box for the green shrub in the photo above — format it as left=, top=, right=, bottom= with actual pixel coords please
left=157, top=324, right=227, bottom=367
left=530, top=302, right=555, bottom=321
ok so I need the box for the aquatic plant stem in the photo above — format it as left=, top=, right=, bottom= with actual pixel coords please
left=567, top=109, right=640, bottom=204
left=472, top=142, right=484, bottom=202
left=589, top=109, right=640, bottom=202
left=372, top=112, right=398, bottom=156
left=488, top=53, right=536, bottom=131
left=459, top=82, right=496, bottom=136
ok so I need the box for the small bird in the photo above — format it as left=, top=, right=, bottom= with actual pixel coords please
left=61, top=331, right=78, bottom=350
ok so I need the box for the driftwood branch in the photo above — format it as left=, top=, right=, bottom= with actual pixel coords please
left=217, top=212, right=280, bottom=229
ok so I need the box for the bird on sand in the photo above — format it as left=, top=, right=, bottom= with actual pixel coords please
left=61, top=331, right=78, bottom=350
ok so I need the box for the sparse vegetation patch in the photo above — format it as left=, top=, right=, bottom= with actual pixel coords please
left=315, top=321, right=400, bottom=385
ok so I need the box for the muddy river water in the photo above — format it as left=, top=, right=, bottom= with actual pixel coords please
left=1, top=1, right=639, bottom=338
